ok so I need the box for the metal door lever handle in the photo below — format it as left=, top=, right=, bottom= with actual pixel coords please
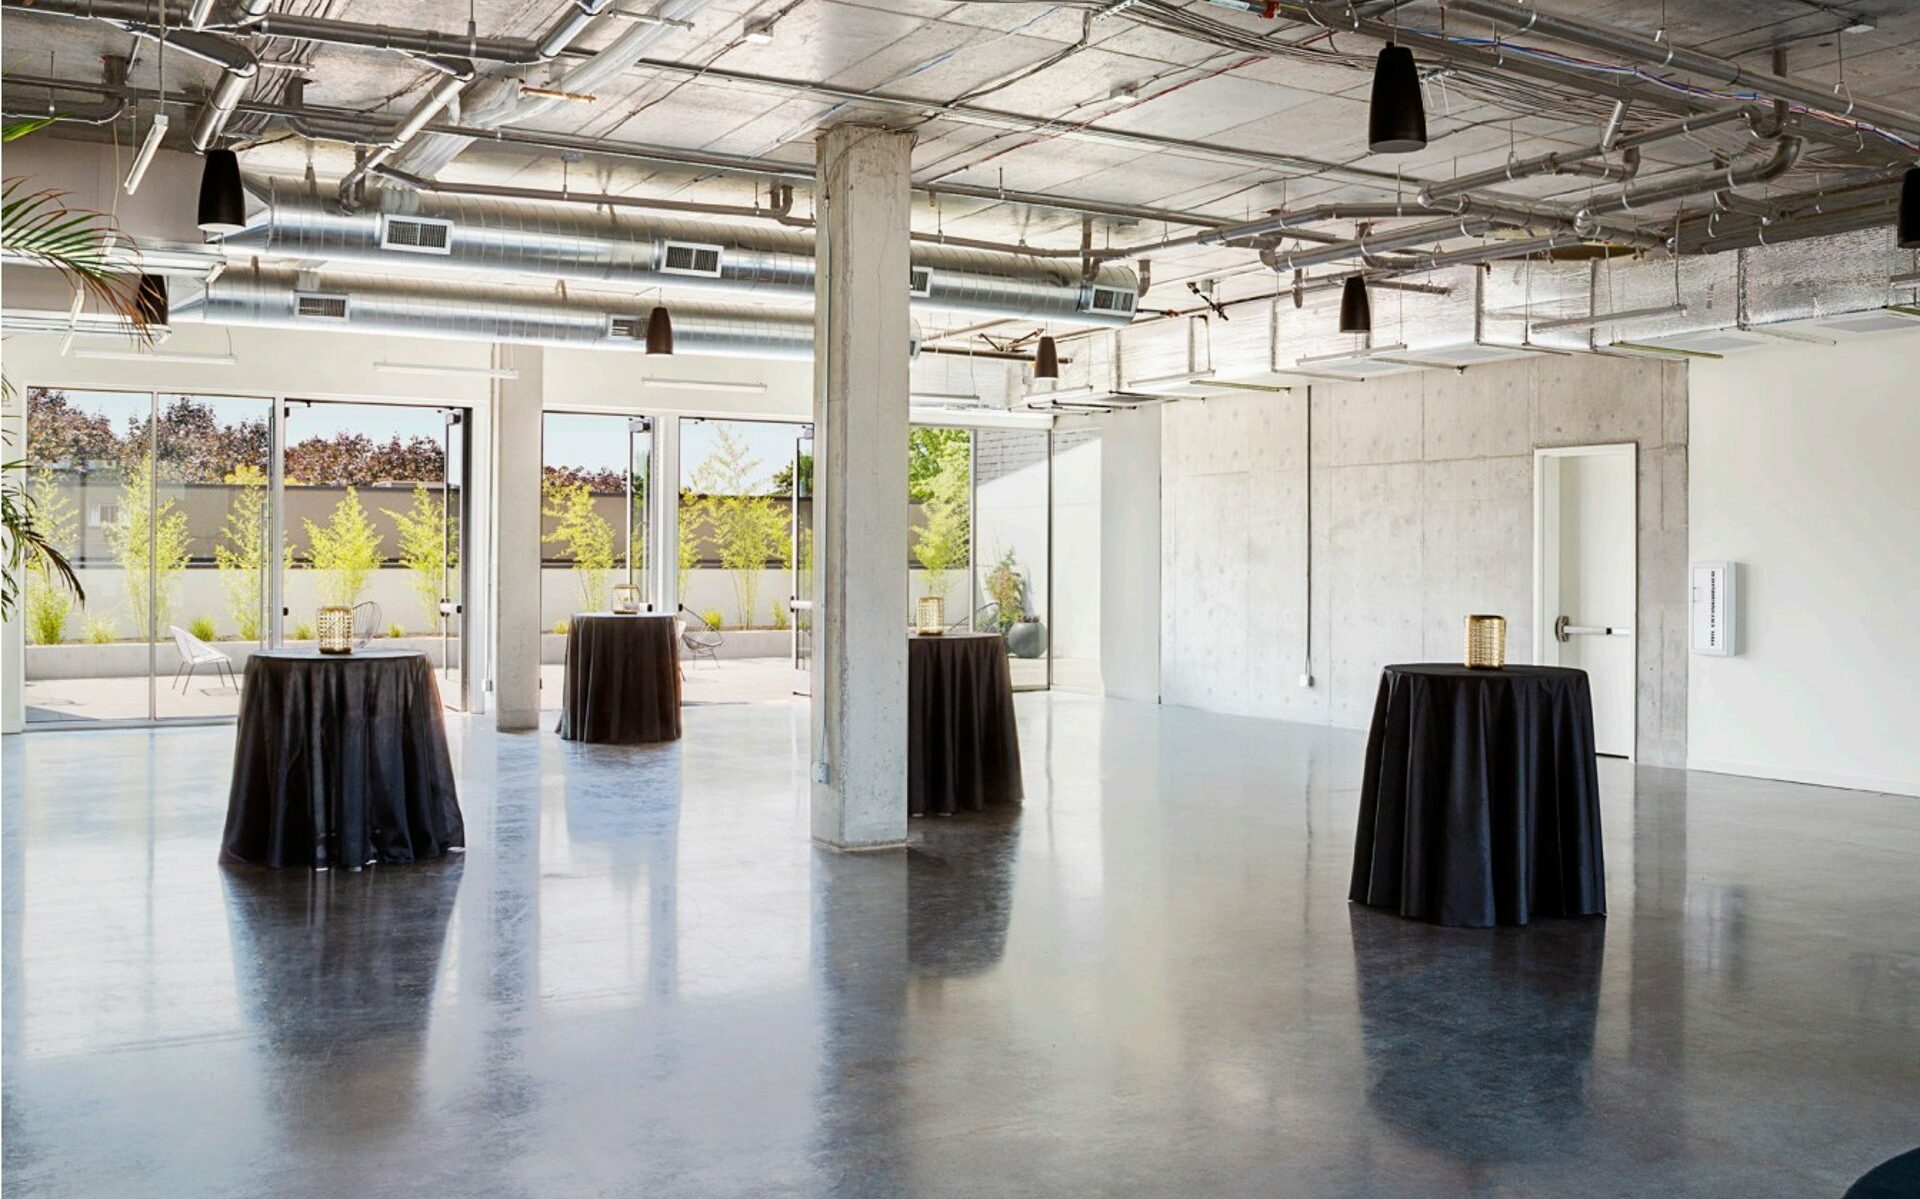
left=1556, top=615, right=1633, bottom=642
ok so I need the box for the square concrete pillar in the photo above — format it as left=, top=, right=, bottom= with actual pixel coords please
left=809, top=124, right=915, bottom=849
left=491, top=344, right=544, bottom=730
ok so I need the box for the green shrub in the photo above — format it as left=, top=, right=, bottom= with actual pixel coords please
left=84, top=615, right=117, bottom=644
left=553, top=619, right=571, bottom=636
left=771, top=600, right=789, bottom=631
left=702, top=608, right=725, bottom=631
left=305, top=486, right=384, bottom=607
left=292, top=622, right=315, bottom=641
left=23, top=468, right=79, bottom=646
left=387, top=622, right=406, bottom=639
left=542, top=478, right=613, bottom=612
left=189, top=616, right=218, bottom=643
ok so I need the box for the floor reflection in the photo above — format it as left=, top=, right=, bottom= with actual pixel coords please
left=221, top=858, right=464, bottom=1146
left=1351, top=907, right=1605, bottom=1170
left=908, top=808, right=1022, bottom=978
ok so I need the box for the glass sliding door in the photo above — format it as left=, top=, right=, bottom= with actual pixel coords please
left=789, top=426, right=813, bottom=695
left=22, top=388, right=158, bottom=723
left=907, top=425, right=973, bottom=629
left=22, top=387, right=274, bottom=724
left=628, top=417, right=655, bottom=603
left=971, top=427, right=1051, bottom=690
left=439, top=408, right=468, bottom=709
left=153, top=393, right=275, bottom=719
left=679, top=417, right=807, bottom=635
left=281, top=399, right=466, bottom=709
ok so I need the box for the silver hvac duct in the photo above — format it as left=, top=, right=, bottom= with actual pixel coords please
left=217, top=179, right=1142, bottom=327
left=170, top=265, right=922, bottom=359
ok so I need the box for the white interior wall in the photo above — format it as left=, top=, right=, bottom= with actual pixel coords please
left=1049, top=420, right=1103, bottom=693
left=1159, top=353, right=1690, bottom=765
left=1687, top=331, right=1920, bottom=797
left=1098, top=406, right=1162, bottom=704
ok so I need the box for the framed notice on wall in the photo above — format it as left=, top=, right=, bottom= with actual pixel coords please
left=1690, top=561, right=1737, bottom=656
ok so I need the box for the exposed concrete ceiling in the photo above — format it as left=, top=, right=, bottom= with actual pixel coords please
left=5, top=0, right=1918, bottom=345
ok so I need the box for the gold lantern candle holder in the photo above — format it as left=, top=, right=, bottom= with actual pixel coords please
left=1464, top=614, right=1507, bottom=669
left=612, top=582, right=643, bottom=613
left=316, top=606, right=355, bottom=655
left=915, top=595, right=946, bottom=636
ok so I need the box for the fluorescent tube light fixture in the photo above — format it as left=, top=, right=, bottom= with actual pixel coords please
left=72, top=346, right=238, bottom=366
left=1532, top=302, right=1687, bottom=332
left=124, top=114, right=169, bottom=196
left=375, top=361, right=521, bottom=380
left=639, top=377, right=769, bottom=394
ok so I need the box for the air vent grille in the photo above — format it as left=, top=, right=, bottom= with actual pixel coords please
left=608, top=315, right=641, bottom=339
left=1089, top=285, right=1137, bottom=315
left=661, top=241, right=724, bottom=277
left=294, top=292, right=349, bottom=320
left=909, top=266, right=932, bottom=298
left=380, top=216, right=453, bottom=254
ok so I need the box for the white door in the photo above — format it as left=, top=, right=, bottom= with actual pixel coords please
left=1535, top=445, right=1637, bottom=758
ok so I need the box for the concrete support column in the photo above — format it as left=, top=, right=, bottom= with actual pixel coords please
left=809, top=124, right=915, bottom=849
left=491, top=344, right=544, bottom=730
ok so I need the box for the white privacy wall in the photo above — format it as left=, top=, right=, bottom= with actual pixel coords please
left=1687, top=332, right=1920, bottom=797
left=1160, top=353, right=1690, bottom=766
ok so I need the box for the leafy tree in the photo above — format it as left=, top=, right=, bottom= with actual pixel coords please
left=285, top=432, right=445, bottom=487
left=107, top=459, right=191, bottom=638
left=214, top=464, right=274, bottom=640
left=908, top=427, right=968, bottom=502
left=687, top=425, right=788, bottom=629
left=543, top=478, right=614, bottom=611
left=305, top=486, right=384, bottom=607
left=392, top=484, right=455, bottom=633
left=984, top=548, right=1026, bottom=634
left=23, top=468, right=79, bottom=644
left=911, top=431, right=970, bottom=603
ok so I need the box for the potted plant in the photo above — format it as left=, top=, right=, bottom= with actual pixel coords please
left=983, top=549, right=1047, bottom=659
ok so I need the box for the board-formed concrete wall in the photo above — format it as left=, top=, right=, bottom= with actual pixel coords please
left=1160, top=353, right=1689, bottom=766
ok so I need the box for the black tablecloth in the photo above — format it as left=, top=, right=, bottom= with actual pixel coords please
left=557, top=613, right=683, bottom=744
left=1350, top=663, right=1606, bottom=928
left=909, top=632, right=1023, bottom=816
left=222, top=649, right=464, bottom=870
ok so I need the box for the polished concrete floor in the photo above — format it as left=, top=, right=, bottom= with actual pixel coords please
left=3, top=695, right=1916, bottom=1198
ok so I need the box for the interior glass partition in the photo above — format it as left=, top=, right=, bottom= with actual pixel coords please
left=22, top=387, right=274, bottom=724
left=1047, top=423, right=1103, bottom=693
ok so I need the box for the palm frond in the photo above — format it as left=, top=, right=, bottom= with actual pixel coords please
left=3, top=117, right=56, bottom=143
left=0, top=180, right=150, bottom=343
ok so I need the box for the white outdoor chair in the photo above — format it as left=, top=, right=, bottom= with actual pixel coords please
left=170, top=626, right=237, bottom=693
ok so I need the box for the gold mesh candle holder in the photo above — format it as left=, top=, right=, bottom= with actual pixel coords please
left=317, top=606, right=354, bottom=655
left=915, top=595, right=946, bottom=636
left=1464, top=614, right=1507, bottom=669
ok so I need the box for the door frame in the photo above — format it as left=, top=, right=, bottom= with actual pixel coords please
left=1532, top=441, right=1638, bottom=759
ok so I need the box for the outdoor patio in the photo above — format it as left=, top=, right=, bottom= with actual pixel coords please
left=23, top=656, right=801, bottom=724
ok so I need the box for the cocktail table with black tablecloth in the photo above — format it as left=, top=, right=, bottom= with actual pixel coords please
left=557, top=612, right=683, bottom=744
left=908, top=632, right=1024, bottom=816
left=221, top=648, right=464, bottom=870
left=1349, top=663, right=1606, bottom=928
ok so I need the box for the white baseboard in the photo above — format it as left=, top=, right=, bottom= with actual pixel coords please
left=1686, top=756, right=1920, bottom=799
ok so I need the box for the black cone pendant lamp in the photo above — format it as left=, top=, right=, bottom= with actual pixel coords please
left=1368, top=43, right=1427, bottom=154
left=1899, top=167, right=1919, bottom=249
left=645, top=304, right=675, bottom=354
left=1033, top=334, right=1060, bottom=379
left=133, top=274, right=169, bottom=326
left=196, top=148, right=246, bottom=235
left=1338, top=276, right=1371, bottom=334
